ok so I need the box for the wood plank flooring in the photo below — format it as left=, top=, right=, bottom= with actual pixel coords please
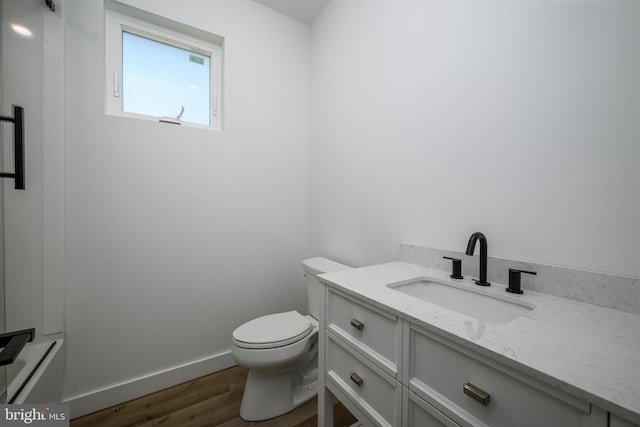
left=70, top=366, right=357, bottom=427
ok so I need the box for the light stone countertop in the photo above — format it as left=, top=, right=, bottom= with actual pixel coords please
left=319, top=261, right=640, bottom=425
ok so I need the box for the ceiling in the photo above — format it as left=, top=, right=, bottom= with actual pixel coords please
left=253, top=0, right=330, bottom=24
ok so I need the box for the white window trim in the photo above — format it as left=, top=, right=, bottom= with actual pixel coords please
left=105, top=7, right=222, bottom=131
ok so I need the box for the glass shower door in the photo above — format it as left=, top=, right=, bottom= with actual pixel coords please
left=0, top=0, right=6, bottom=404
left=0, top=141, right=4, bottom=405
left=0, top=0, right=49, bottom=403
left=0, top=184, right=5, bottom=405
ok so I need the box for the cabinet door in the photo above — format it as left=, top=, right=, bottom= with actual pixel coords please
left=404, top=388, right=461, bottom=427
left=407, top=323, right=591, bottom=427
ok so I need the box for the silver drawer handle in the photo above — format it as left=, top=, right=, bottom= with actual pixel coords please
left=350, top=372, right=363, bottom=387
left=350, top=318, right=364, bottom=330
left=463, top=383, right=490, bottom=406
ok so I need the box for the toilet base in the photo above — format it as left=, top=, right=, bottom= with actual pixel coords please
left=239, top=367, right=318, bottom=421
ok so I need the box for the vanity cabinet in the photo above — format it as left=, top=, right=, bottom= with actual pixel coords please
left=321, top=286, right=607, bottom=427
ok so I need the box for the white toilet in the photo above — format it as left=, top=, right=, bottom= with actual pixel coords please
left=231, top=257, right=351, bottom=421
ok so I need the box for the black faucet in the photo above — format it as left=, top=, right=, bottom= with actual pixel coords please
left=465, top=232, right=490, bottom=286
left=507, top=268, right=537, bottom=294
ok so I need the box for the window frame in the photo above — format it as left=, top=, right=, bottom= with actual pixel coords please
left=105, top=7, right=222, bottom=131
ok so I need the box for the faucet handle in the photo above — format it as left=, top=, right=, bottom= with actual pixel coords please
left=506, top=268, right=537, bottom=294
left=443, top=256, right=464, bottom=279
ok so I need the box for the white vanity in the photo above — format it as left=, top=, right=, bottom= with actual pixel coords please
left=317, top=261, right=640, bottom=427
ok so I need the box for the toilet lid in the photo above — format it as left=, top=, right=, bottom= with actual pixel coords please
left=232, top=311, right=312, bottom=348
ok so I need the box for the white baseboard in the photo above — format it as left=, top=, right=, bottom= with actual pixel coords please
left=65, top=350, right=236, bottom=419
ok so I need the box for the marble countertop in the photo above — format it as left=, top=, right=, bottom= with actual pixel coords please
left=319, top=261, right=640, bottom=424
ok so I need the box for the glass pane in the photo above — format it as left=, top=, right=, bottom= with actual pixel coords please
left=0, top=153, right=5, bottom=403
left=1, top=0, right=7, bottom=405
left=0, top=136, right=5, bottom=405
left=122, top=31, right=210, bottom=125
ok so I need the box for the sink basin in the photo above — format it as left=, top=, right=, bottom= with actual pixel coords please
left=387, top=277, right=533, bottom=324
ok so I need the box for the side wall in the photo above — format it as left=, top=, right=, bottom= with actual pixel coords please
left=64, top=0, right=309, bottom=415
left=309, top=0, right=640, bottom=277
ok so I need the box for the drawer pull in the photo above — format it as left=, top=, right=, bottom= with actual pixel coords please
left=350, top=319, right=364, bottom=330
left=350, top=372, right=364, bottom=387
left=463, top=383, right=490, bottom=406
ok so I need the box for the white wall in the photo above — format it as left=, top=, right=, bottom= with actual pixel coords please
left=309, top=0, right=640, bottom=277
left=64, top=0, right=309, bottom=408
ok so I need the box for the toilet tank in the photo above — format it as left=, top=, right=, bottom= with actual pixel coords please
left=302, top=257, right=351, bottom=319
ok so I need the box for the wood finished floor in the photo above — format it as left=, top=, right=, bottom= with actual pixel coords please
left=70, top=365, right=357, bottom=427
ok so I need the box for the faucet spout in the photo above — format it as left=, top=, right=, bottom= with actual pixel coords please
left=465, top=232, right=490, bottom=286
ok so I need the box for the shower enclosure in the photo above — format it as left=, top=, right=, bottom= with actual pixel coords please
left=1, top=0, right=6, bottom=402
left=0, top=0, right=64, bottom=405
left=1, top=179, right=5, bottom=406
left=0, top=0, right=41, bottom=403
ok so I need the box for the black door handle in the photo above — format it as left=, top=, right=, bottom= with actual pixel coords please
left=0, top=105, right=25, bottom=190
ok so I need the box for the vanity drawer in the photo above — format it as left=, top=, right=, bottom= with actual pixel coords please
left=610, top=414, right=640, bottom=427
left=326, top=331, right=402, bottom=427
left=404, top=388, right=461, bottom=427
left=327, top=288, right=402, bottom=376
left=407, top=324, right=590, bottom=427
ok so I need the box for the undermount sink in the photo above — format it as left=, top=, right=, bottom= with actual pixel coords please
left=387, top=277, right=534, bottom=324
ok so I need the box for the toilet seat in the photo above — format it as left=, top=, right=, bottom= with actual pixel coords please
left=233, top=311, right=312, bottom=349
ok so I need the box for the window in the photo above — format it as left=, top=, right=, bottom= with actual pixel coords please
left=105, top=4, right=222, bottom=130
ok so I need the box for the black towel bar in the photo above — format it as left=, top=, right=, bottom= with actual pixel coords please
left=0, top=328, right=35, bottom=367
left=0, top=105, right=25, bottom=190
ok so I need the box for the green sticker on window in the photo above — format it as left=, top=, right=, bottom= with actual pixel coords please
left=189, top=54, right=204, bottom=65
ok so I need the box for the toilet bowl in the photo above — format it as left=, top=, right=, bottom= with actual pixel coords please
left=231, top=257, right=351, bottom=421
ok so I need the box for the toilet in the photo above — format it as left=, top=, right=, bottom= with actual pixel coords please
left=231, top=257, right=351, bottom=421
